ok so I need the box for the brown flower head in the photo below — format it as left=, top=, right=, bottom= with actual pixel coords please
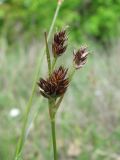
left=37, top=66, right=69, bottom=98
left=52, top=29, right=67, bottom=57
left=73, top=46, right=89, bottom=69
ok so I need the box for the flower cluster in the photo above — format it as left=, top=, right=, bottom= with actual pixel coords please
left=37, top=28, right=89, bottom=160
left=37, top=29, right=89, bottom=99
left=38, top=66, right=69, bottom=98
left=73, top=46, right=89, bottom=69
left=52, top=29, right=67, bottom=57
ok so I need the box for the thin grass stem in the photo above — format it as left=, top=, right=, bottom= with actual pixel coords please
left=69, top=67, right=76, bottom=81
left=51, top=119, right=57, bottom=160
left=44, top=32, right=51, bottom=75
left=52, top=57, right=57, bottom=71
left=14, top=2, right=63, bottom=159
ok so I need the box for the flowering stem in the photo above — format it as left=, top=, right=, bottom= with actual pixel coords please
left=49, top=99, right=57, bottom=160
left=14, top=1, right=63, bottom=159
left=51, top=119, right=57, bottom=160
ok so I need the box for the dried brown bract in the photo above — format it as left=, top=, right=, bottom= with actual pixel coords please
left=37, top=66, right=69, bottom=98
left=73, top=46, right=89, bottom=69
left=52, top=29, right=67, bottom=57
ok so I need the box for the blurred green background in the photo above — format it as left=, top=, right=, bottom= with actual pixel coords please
left=0, top=0, right=120, bottom=160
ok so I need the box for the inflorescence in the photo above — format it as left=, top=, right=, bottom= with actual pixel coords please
left=37, top=29, right=89, bottom=99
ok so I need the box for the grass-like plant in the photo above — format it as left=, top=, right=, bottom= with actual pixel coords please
left=37, top=29, right=89, bottom=160
left=14, top=1, right=89, bottom=159
left=14, top=1, right=64, bottom=160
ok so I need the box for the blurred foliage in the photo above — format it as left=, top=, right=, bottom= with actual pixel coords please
left=0, top=0, right=120, bottom=44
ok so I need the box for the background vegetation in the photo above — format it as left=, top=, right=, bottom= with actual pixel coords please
left=0, top=0, right=120, bottom=44
left=0, top=0, right=120, bottom=160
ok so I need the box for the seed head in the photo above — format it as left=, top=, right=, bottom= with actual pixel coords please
left=37, top=66, right=69, bottom=98
left=52, top=29, right=67, bottom=57
left=73, top=46, right=89, bottom=69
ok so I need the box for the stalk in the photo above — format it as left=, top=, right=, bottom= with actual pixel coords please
left=51, top=119, right=57, bottom=160
left=69, top=67, right=76, bottom=81
left=49, top=100, right=57, bottom=160
left=44, top=32, right=51, bottom=75
left=14, top=2, right=63, bottom=159
left=47, top=2, right=62, bottom=40
left=52, top=57, right=57, bottom=71
left=48, top=67, right=77, bottom=160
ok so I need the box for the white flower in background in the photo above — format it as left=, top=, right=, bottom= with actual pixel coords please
left=94, top=89, right=102, bottom=97
left=9, top=108, right=20, bottom=118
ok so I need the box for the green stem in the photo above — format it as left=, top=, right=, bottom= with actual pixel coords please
left=15, top=78, right=36, bottom=158
left=14, top=2, right=63, bottom=159
left=52, top=57, right=57, bottom=71
left=51, top=119, right=57, bottom=160
left=44, top=32, right=51, bottom=75
left=47, top=3, right=62, bottom=40
left=69, top=67, right=76, bottom=81
left=49, top=99, right=57, bottom=160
